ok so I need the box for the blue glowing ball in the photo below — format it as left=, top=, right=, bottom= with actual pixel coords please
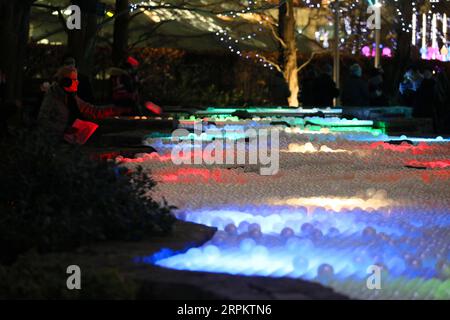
left=238, top=221, right=250, bottom=234
left=281, top=227, right=295, bottom=238
left=362, top=226, right=377, bottom=238
left=301, top=223, right=314, bottom=235
left=225, top=223, right=238, bottom=235
left=317, top=263, right=334, bottom=279
left=327, top=227, right=340, bottom=237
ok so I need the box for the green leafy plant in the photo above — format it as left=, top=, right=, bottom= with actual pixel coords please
left=0, top=129, right=175, bottom=265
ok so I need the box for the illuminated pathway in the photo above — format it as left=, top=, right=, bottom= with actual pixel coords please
left=121, top=123, right=450, bottom=300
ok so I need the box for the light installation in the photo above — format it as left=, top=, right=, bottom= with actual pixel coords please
left=145, top=202, right=450, bottom=300
left=416, top=12, right=450, bottom=61
left=122, top=112, right=450, bottom=300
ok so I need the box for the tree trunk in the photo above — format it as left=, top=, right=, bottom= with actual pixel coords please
left=278, top=0, right=299, bottom=107
left=0, top=0, right=33, bottom=102
left=112, top=0, right=129, bottom=66
left=67, top=0, right=98, bottom=76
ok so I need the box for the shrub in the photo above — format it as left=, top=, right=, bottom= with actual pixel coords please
left=0, top=129, right=176, bottom=265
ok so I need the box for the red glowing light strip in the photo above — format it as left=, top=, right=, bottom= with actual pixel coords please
left=405, top=160, right=450, bottom=169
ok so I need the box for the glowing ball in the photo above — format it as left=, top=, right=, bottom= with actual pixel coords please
left=225, top=223, right=237, bottom=235
left=301, top=223, right=314, bottom=235
left=293, top=256, right=309, bottom=274
left=239, top=238, right=256, bottom=252
left=318, top=264, right=334, bottom=279
left=382, top=47, right=392, bottom=57
left=363, top=226, right=377, bottom=238
left=362, top=46, right=371, bottom=57
left=281, top=227, right=295, bottom=238
left=203, top=245, right=220, bottom=258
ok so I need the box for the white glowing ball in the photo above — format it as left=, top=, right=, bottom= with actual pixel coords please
left=251, top=245, right=269, bottom=258
left=203, top=245, right=220, bottom=258
left=239, top=238, right=256, bottom=252
left=186, top=248, right=202, bottom=259
left=292, top=256, right=309, bottom=274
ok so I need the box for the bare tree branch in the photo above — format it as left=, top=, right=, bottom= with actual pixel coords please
left=129, top=20, right=172, bottom=49
left=259, top=55, right=282, bottom=73
left=297, top=50, right=327, bottom=72
left=266, top=20, right=287, bottom=48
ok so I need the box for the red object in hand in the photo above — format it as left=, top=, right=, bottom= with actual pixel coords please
left=127, top=56, right=140, bottom=67
left=64, top=79, right=79, bottom=93
left=145, top=101, right=162, bottom=115
left=64, top=119, right=99, bottom=145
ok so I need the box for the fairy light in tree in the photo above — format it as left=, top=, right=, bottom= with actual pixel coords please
left=443, top=13, right=449, bottom=61
left=213, top=0, right=277, bottom=70
left=421, top=13, right=427, bottom=59
left=444, top=13, right=447, bottom=41
left=132, top=0, right=449, bottom=63
left=431, top=13, right=438, bottom=59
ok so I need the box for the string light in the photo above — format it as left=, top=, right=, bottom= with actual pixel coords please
left=129, top=1, right=449, bottom=63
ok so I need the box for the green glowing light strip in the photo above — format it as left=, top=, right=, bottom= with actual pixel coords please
left=196, top=107, right=342, bottom=115
left=305, top=125, right=385, bottom=135
left=305, top=120, right=374, bottom=127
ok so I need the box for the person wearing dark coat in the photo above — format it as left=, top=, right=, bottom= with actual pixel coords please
left=109, top=56, right=142, bottom=113
left=433, top=71, right=450, bottom=133
left=299, top=66, right=317, bottom=107
left=38, top=66, right=131, bottom=144
left=61, top=55, right=95, bottom=103
left=270, top=72, right=290, bottom=106
left=399, top=67, right=423, bottom=107
left=312, top=64, right=339, bottom=107
left=341, top=63, right=370, bottom=107
left=413, top=69, right=436, bottom=118
left=368, top=67, right=388, bottom=106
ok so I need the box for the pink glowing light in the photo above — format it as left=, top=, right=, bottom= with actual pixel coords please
left=382, top=47, right=392, bottom=58
left=362, top=46, right=371, bottom=57
left=154, top=168, right=248, bottom=184
left=361, top=45, right=392, bottom=58
left=367, top=142, right=433, bottom=155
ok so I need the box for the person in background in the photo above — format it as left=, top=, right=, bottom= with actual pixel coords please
left=433, top=70, right=450, bottom=133
left=399, top=66, right=423, bottom=107
left=413, top=69, right=436, bottom=118
left=270, top=71, right=290, bottom=106
left=109, top=56, right=141, bottom=114
left=312, top=64, right=339, bottom=107
left=61, top=54, right=95, bottom=103
left=299, top=66, right=317, bottom=107
left=341, top=63, right=369, bottom=107
left=38, top=66, right=131, bottom=144
left=368, top=67, right=388, bottom=106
